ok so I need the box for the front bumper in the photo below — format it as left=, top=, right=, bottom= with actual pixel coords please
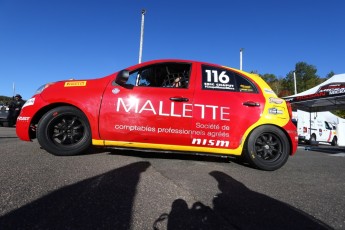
left=298, top=136, right=306, bottom=141
left=16, top=95, right=48, bottom=141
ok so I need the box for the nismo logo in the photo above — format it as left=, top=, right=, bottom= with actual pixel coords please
left=192, top=138, right=229, bottom=147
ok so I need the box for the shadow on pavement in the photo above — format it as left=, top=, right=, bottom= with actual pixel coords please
left=0, top=155, right=332, bottom=229
left=154, top=171, right=331, bottom=230
left=301, top=143, right=345, bottom=155
left=0, top=161, right=150, bottom=230
left=107, top=148, right=253, bottom=169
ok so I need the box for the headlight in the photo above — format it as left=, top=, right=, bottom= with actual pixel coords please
left=22, top=98, right=35, bottom=108
left=35, top=82, right=55, bottom=94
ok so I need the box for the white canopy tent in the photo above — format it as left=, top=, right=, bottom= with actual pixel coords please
left=284, top=74, right=345, bottom=146
left=283, top=74, right=345, bottom=112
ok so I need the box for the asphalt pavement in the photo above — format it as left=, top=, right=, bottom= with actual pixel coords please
left=0, top=127, right=344, bottom=229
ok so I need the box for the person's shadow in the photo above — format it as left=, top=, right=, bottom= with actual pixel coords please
left=0, top=161, right=150, bottom=230
left=154, top=171, right=331, bottom=230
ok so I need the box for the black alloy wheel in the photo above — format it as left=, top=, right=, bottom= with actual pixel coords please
left=244, top=125, right=290, bottom=171
left=37, top=106, right=91, bottom=156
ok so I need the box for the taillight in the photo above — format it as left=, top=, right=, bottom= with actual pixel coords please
left=286, top=101, right=293, bottom=119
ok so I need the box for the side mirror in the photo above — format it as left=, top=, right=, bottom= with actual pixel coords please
left=115, top=70, right=129, bottom=86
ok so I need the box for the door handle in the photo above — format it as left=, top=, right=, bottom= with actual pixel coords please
left=170, top=97, right=189, bottom=102
left=243, top=101, right=260, bottom=107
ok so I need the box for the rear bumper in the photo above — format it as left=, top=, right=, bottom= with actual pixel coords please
left=283, top=121, right=298, bottom=155
left=0, top=117, right=10, bottom=122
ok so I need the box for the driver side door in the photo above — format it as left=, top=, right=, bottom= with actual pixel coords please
left=99, top=62, right=196, bottom=146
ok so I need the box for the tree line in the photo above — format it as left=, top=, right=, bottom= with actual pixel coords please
left=258, top=61, right=344, bottom=118
left=259, top=62, right=336, bottom=97
left=0, top=95, right=14, bottom=105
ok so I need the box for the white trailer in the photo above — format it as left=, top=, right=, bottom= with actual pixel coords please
left=295, top=110, right=338, bottom=146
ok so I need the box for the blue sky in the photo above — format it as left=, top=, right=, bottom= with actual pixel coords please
left=1, top=0, right=344, bottom=100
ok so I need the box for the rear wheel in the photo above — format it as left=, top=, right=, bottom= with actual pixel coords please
left=244, top=125, right=290, bottom=171
left=37, top=106, right=91, bottom=156
left=331, top=136, right=338, bottom=146
left=309, top=134, right=318, bottom=146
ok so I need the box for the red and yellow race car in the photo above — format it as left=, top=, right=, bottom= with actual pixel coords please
left=16, top=59, right=297, bottom=170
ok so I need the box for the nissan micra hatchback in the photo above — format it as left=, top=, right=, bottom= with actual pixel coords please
left=16, top=60, right=297, bottom=170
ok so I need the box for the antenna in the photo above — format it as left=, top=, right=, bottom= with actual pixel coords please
left=240, top=48, right=244, bottom=70
left=293, top=71, right=297, bottom=94
left=13, top=82, right=15, bottom=97
left=138, top=9, right=146, bottom=64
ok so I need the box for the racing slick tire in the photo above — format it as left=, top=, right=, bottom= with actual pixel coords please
left=244, top=125, right=290, bottom=171
left=37, top=106, right=92, bottom=156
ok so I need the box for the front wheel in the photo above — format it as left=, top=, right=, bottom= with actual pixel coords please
left=243, top=125, right=290, bottom=171
left=331, top=136, right=338, bottom=146
left=37, top=106, right=91, bottom=156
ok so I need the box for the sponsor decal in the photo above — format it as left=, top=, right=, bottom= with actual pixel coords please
left=296, top=92, right=326, bottom=101
left=192, top=138, right=230, bottom=147
left=113, top=122, right=231, bottom=139
left=269, top=97, right=283, bottom=104
left=22, top=98, right=35, bottom=108
left=116, top=98, right=230, bottom=121
left=202, top=66, right=235, bottom=91
left=17, top=116, right=30, bottom=121
left=264, top=88, right=275, bottom=94
left=115, top=124, right=156, bottom=132
left=239, top=84, right=254, bottom=92
left=285, top=83, right=345, bottom=102
left=319, top=129, right=322, bottom=136
left=268, top=108, right=283, bottom=115
left=318, top=83, right=345, bottom=95
left=64, top=81, right=87, bottom=87
left=114, top=97, right=233, bottom=146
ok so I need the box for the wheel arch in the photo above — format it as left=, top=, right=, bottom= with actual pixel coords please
left=243, top=123, right=294, bottom=156
left=241, top=123, right=292, bottom=170
left=331, top=135, right=338, bottom=146
left=29, top=103, right=97, bottom=140
left=310, top=133, right=317, bottom=141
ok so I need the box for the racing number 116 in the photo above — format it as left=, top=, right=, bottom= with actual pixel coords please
left=205, top=70, right=230, bottom=84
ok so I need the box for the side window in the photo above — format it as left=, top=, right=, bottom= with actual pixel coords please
left=160, top=63, right=190, bottom=88
left=127, top=71, right=139, bottom=86
left=235, top=74, right=257, bottom=93
left=138, top=67, right=157, bottom=86
left=130, top=63, right=191, bottom=88
left=325, top=121, right=331, bottom=130
left=201, top=65, right=257, bottom=93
